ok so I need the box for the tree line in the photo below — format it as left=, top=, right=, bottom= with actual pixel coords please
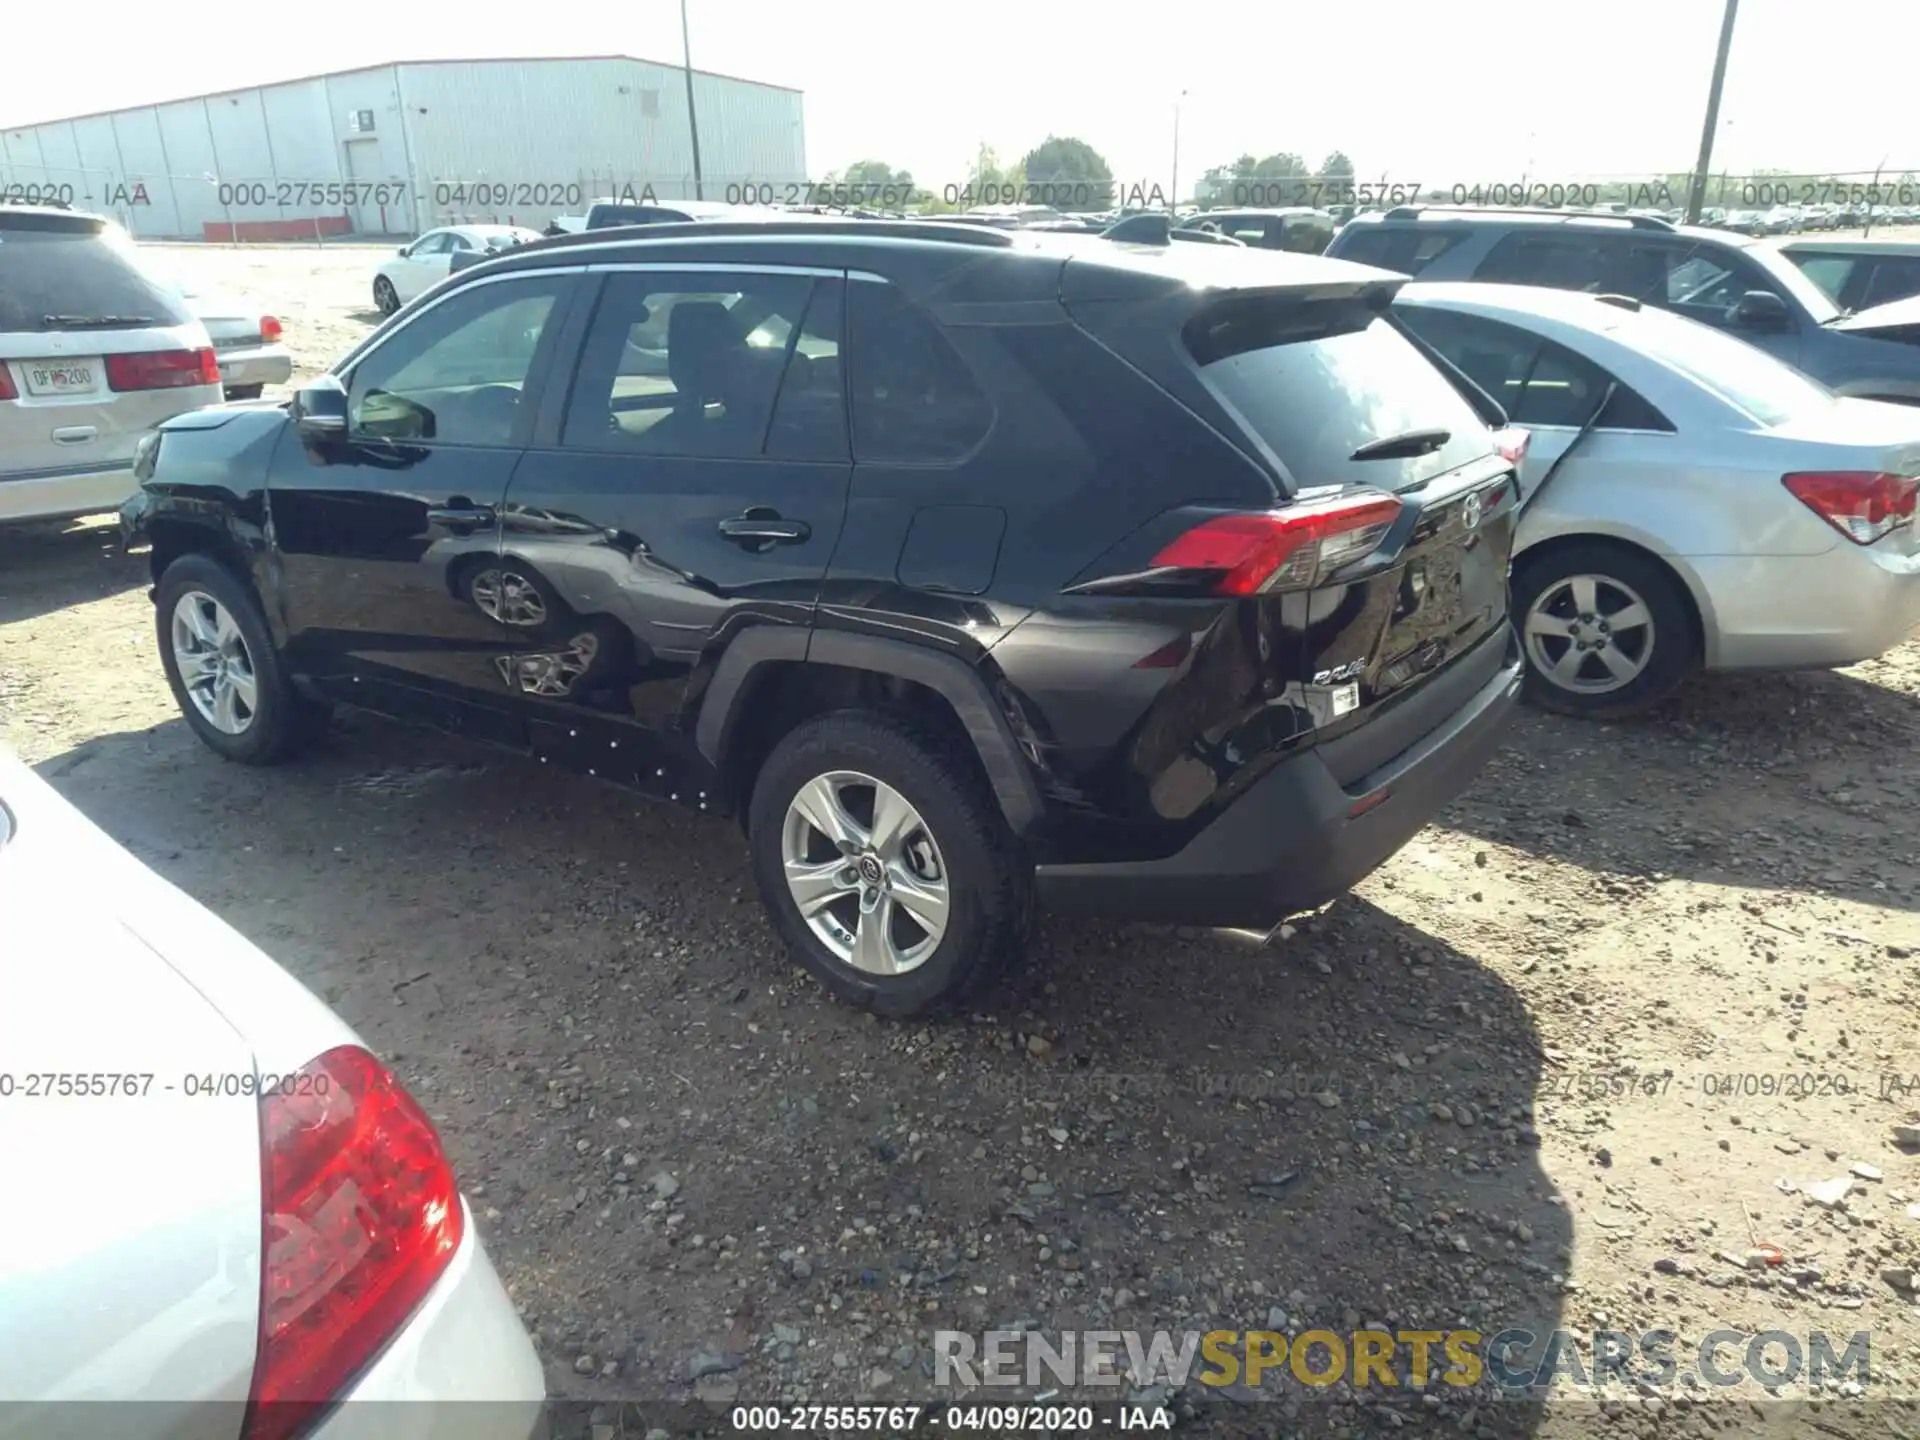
left=825, top=141, right=1918, bottom=215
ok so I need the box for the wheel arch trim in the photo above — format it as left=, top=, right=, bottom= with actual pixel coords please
left=695, top=629, right=1043, bottom=833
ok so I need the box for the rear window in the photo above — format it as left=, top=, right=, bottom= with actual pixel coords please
left=0, top=220, right=192, bottom=332
left=1622, top=309, right=1834, bottom=425
left=1188, top=293, right=1493, bottom=492
left=1329, top=226, right=1466, bottom=276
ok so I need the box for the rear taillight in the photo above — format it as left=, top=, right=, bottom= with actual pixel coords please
left=0, top=366, right=15, bottom=402
left=1782, top=471, right=1917, bottom=545
left=1150, top=490, right=1404, bottom=595
left=260, top=316, right=283, bottom=342
left=244, top=1045, right=464, bottom=1440
left=1492, top=426, right=1531, bottom=467
left=106, top=347, right=220, bottom=392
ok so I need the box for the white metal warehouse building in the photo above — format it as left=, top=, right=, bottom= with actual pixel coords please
left=0, top=55, right=806, bottom=240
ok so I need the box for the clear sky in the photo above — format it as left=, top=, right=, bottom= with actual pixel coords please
left=7, top=0, right=1916, bottom=191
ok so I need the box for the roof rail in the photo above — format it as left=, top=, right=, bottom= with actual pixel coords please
left=1381, top=204, right=1675, bottom=232
left=519, top=215, right=1018, bottom=254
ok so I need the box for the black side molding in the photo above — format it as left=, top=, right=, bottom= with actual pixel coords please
left=695, top=628, right=1043, bottom=833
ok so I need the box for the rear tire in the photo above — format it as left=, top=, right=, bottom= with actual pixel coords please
left=747, top=711, right=1030, bottom=1017
left=156, top=554, right=327, bottom=765
left=1513, top=541, right=1697, bottom=718
left=374, top=276, right=399, bottom=315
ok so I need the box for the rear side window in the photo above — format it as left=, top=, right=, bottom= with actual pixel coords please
left=1475, top=234, right=1616, bottom=291
left=1187, top=293, right=1492, bottom=493
left=1396, top=306, right=1673, bottom=432
left=847, top=280, right=992, bottom=463
left=1332, top=227, right=1466, bottom=275
left=0, top=221, right=192, bottom=332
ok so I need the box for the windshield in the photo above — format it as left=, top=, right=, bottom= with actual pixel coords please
left=1619, top=309, right=1834, bottom=425
left=1739, top=243, right=1842, bottom=323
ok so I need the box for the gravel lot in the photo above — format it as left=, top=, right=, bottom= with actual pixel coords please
left=3, top=240, right=1918, bottom=1438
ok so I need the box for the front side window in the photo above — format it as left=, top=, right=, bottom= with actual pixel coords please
left=346, top=275, right=565, bottom=445
left=409, top=233, right=450, bottom=258
left=846, top=280, right=993, bottom=463
left=561, top=270, right=822, bottom=458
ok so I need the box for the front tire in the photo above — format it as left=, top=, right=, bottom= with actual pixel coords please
left=1513, top=542, right=1697, bottom=718
left=747, top=712, right=1030, bottom=1017
left=156, top=554, right=327, bottom=764
left=374, top=276, right=399, bottom=315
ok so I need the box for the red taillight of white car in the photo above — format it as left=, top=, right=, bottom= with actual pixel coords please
left=0, top=366, right=16, bottom=401
left=243, top=1045, right=464, bottom=1440
left=1150, top=490, right=1405, bottom=595
left=260, top=317, right=283, bottom=342
left=1782, top=470, right=1918, bottom=545
left=105, top=347, right=220, bottom=392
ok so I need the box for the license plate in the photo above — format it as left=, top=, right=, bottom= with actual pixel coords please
left=24, top=360, right=102, bottom=397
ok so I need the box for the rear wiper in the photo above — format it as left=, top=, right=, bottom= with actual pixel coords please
left=1350, top=427, right=1451, bottom=461
left=40, top=314, right=157, bottom=329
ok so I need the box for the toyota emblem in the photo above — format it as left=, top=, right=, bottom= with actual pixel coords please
left=1461, top=492, right=1483, bottom=532
left=859, top=855, right=884, bottom=885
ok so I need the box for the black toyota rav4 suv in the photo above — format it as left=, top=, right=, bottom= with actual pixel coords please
left=122, top=219, right=1522, bottom=1015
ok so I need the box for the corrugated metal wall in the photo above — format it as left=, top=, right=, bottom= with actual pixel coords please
left=0, top=58, right=805, bottom=240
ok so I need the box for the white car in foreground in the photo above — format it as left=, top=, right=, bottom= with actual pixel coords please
left=0, top=746, right=545, bottom=1439
left=374, top=226, right=544, bottom=314
left=1394, top=283, right=1920, bottom=715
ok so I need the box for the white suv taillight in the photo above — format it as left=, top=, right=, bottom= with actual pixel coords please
left=1782, top=471, right=1917, bottom=545
left=243, top=1045, right=464, bottom=1440
left=1150, top=489, right=1405, bottom=595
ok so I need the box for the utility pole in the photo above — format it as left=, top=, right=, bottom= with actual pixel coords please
left=1685, top=0, right=1740, bottom=224
left=1169, top=90, right=1188, bottom=214
left=680, top=0, right=706, bottom=201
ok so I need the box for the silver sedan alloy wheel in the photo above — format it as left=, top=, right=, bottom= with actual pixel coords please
left=781, top=770, right=951, bottom=975
left=171, top=591, right=259, bottom=735
left=1524, top=573, right=1656, bottom=695
left=469, top=568, right=548, bottom=626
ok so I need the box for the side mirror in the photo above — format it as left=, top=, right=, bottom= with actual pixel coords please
left=396, top=244, right=409, bottom=256
left=292, top=377, right=349, bottom=438
left=1730, top=289, right=1791, bottom=331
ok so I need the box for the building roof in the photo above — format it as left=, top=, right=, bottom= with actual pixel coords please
left=2, top=54, right=799, bottom=133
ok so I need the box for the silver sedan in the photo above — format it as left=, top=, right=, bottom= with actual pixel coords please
left=1394, top=283, right=1920, bottom=715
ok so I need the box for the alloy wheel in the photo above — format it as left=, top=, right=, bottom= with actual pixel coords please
left=1524, top=573, right=1656, bottom=695
left=470, top=568, right=548, bottom=626
left=781, top=770, right=950, bottom=975
left=171, top=591, right=259, bottom=734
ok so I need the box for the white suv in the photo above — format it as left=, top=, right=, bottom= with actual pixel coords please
left=1, top=205, right=223, bottom=524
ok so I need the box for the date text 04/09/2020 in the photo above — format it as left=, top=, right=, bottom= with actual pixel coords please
left=0, top=1071, right=333, bottom=1099
left=726, top=1404, right=1173, bottom=1431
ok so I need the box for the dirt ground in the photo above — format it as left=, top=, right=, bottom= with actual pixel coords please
left=2, top=241, right=1918, bottom=1439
